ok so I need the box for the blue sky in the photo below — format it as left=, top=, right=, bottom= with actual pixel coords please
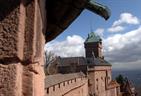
left=45, top=0, right=141, bottom=70
left=53, top=0, right=141, bottom=40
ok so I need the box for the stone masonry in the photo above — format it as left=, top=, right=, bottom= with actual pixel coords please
left=0, top=0, right=111, bottom=96
left=45, top=73, right=88, bottom=96
left=0, top=0, right=46, bottom=96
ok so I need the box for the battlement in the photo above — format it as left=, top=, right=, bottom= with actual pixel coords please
left=45, top=73, right=88, bottom=96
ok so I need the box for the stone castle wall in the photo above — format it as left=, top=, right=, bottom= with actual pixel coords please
left=45, top=75, right=88, bottom=96
left=0, top=1, right=120, bottom=96
left=0, top=0, right=46, bottom=96
left=88, top=66, right=112, bottom=96
left=45, top=65, right=119, bottom=96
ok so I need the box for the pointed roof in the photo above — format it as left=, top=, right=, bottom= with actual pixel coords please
left=57, top=57, right=111, bottom=67
left=85, top=32, right=101, bottom=43
left=107, top=80, right=120, bottom=89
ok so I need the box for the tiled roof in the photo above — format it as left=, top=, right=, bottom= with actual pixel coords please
left=108, top=80, right=120, bottom=89
left=123, top=78, right=136, bottom=94
left=45, top=72, right=85, bottom=88
left=85, top=32, right=101, bottom=43
left=58, top=57, right=86, bottom=66
left=58, top=57, right=111, bottom=67
left=86, top=57, right=111, bottom=66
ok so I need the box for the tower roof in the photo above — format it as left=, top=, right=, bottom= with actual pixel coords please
left=85, top=32, right=101, bottom=43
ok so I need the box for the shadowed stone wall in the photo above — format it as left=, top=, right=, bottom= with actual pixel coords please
left=0, top=0, right=46, bottom=96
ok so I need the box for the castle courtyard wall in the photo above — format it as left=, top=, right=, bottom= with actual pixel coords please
left=45, top=74, right=88, bottom=96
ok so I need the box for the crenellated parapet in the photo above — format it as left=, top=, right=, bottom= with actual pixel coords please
left=45, top=73, right=88, bottom=96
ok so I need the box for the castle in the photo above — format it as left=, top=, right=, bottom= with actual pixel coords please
left=45, top=32, right=121, bottom=96
left=0, top=0, right=136, bottom=96
left=0, top=0, right=111, bottom=95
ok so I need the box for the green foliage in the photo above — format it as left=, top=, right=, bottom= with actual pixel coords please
left=116, top=74, right=125, bottom=85
left=115, top=74, right=126, bottom=92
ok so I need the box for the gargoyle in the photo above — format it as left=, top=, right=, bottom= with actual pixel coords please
left=46, top=0, right=110, bottom=42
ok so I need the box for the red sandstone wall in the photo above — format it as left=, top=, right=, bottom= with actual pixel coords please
left=85, top=42, right=103, bottom=58
left=106, top=88, right=118, bottom=96
left=88, top=66, right=119, bottom=96
left=0, top=0, right=46, bottom=96
left=88, top=66, right=112, bottom=96
left=45, top=77, right=88, bottom=96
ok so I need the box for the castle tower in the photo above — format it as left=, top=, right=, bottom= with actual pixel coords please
left=84, top=32, right=103, bottom=58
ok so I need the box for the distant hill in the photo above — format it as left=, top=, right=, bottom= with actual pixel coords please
left=112, top=70, right=141, bottom=96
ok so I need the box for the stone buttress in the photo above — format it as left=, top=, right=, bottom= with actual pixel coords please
left=0, top=0, right=46, bottom=96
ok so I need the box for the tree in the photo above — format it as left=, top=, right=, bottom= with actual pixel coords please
left=44, top=51, right=56, bottom=67
left=116, top=74, right=125, bottom=85
left=115, top=74, right=126, bottom=92
left=44, top=51, right=56, bottom=75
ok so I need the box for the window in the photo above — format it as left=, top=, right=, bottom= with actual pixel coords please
left=67, top=81, right=69, bottom=84
left=58, top=83, right=60, bottom=88
left=63, top=82, right=65, bottom=86
left=97, top=85, right=98, bottom=90
left=71, top=79, right=73, bottom=83
left=53, top=86, right=55, bottom=91
left=101, top=77, right=103, bottom=80
left=74, top=78, right=77, bottom=82
left=47, top=88, right=49, bottom=94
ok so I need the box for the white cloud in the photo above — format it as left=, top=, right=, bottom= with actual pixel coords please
left=104, top=26, right=141, bottom=70
left=108, top=26, right=125, bottom=33
left=112, top=60, right=141, bottom=71
left=45, top=27, right=141, bottom=70
left=104, top=26, right=141, bottom=52
left=107, top=13, right=140, bottom=33
left=113, top=13, right=140, bottom=26
left=95, top=28, right=104, bottom=37
left=45, top=35, right=85, bottom=57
